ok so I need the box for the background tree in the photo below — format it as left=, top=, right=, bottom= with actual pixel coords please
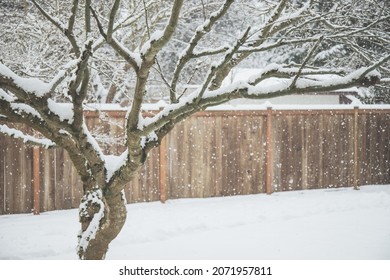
left=0, top=0, right=389, bottom=259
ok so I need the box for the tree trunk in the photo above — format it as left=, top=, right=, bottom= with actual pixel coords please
left=77, top=186, right=127, bottom=260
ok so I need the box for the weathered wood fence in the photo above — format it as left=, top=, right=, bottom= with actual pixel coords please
left=1, top=106, right=389, bottom=215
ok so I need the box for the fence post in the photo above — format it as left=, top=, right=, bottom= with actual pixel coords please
left=159, top=136, right=168, bottom=203
left=353, top=106, right=360, bottom=190
left=33, top=146, right=40, bottom=214
left=266, top=106, right=273, bottom=195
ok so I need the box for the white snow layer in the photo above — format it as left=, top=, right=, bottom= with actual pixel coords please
left=103, top=150, right=128, bottom=182
left=47, top=99, right=74, bottom=123
left=0, top=185, right=389, bottom=260
left=0, top=64, right=50, bottom=97
left=140, top=30, right=164, bottom=56
left=0, top=124, right=54, bottom=147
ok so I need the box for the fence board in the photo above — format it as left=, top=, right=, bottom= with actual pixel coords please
left=54, top=149, right=65, bottom=209
left=1, top=108, right=390, bottom=214
left=0, top=135, right=5, bottom=215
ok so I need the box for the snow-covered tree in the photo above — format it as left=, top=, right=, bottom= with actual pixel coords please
left=263, top=0, right=390, bottom=102
left=0, top=0, right=389, bottom=259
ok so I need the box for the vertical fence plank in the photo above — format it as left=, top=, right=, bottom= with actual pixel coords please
left=33, top=147, right=40, bottom=215
left=266, top=107, right=273, bottom=195
left=6, top=138, right=17, bottom=214
left=353, top=107, right=359, bottom=190
left=0, top=135, right=5, bottom=215
left=214, top=115, right=223, bottom=197
left=159, top=136, right=167, bottom=203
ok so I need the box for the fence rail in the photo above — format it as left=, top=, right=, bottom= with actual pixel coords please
left=1, top=106, right=390, bottom=215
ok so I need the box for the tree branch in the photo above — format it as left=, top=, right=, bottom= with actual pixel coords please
left=90, top=5, right=140, bottom=72
left=107, top=0, right=121, bottom=43
left=126, top=0, right=184, bottom=133
left=68, top=39, right=93, bottom=96
left=68, top=0, right=79, bottom=34
left=209, top=0, right=289, bottom=90
left=170, top=0, right=234, bottom=103
left=85, top=0, right=91, bottom=35
left=140, top=61, right=385, bottom=138
left=290, top=35, right=324, bottom=89
left=196, top=27, right=251, bottom=103
left=89, top=6, right=107, bottom=40
left=31, top=0, right=80, bottom=56
left=141, top=0, right=184, bottom=62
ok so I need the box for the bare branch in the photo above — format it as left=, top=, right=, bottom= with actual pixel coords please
left=68, top=0, right=79, bottom=33
left=141, top=0, right=184, bottom=62
left=89, top=6, right=107, bottom=40
left=196, top=27, right=251, bottom=103
left=290, top=36, right=324, bottom=89
left=85, top=0, right=91, bottom=35
left=90, top=5, right=140, bottom=72
left=107, top=0, right=121, bottom=43
left=31, top=0, right=65, bottom=31
left=170, top=0, right=234, bottom=103
left=142, top=0, right=151, bottom=38
left=153, top=59, right=171, bottom=94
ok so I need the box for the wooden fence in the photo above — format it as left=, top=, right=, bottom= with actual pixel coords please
left=1, top=106, right=389, bottom=215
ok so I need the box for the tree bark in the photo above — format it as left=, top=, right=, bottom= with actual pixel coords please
left=77, top=185, right=127, bottom=260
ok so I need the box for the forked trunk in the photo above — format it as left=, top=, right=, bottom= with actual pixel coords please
left=77, top=186, right=127, bottom=260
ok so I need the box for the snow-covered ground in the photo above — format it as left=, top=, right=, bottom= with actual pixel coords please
left=0, top=185, right=389, bottom=260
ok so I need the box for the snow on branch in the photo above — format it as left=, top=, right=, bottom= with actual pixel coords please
left=247, top=63, right=345, bottom=86
left=0, top=124, right=55, bottom=148
left=0, top=88, right=15, bottom=102
left=139, top=60, right=386, bottom=138
left=48, top=58, right=81, bottom=94
left=381, top=78, right=390, bottom=84
left=77, top=188, right=105, bottom=259
left=197, top=27, right=251, bottom=102
left=289, top=36, right=324, bottom=89
left=1, top=55, right=81, bottom=103
left=68, top=38, right=94, bottom=95
left=0, top=64, right=51, bottom=98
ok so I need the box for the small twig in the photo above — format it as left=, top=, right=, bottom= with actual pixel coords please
left=142, top=0, right=151, bottom=38
left=196, top=27, right=251, bottom=103
left=107, top=0, right=121, bottom=42
left=153, top=59, right=172, bottom=95
left=290, top=35, right=324, bottom=90
left=90, top=6, right=107, bottom=40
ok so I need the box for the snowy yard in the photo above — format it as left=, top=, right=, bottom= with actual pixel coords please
left=0, top=185, right=389, bottom=260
